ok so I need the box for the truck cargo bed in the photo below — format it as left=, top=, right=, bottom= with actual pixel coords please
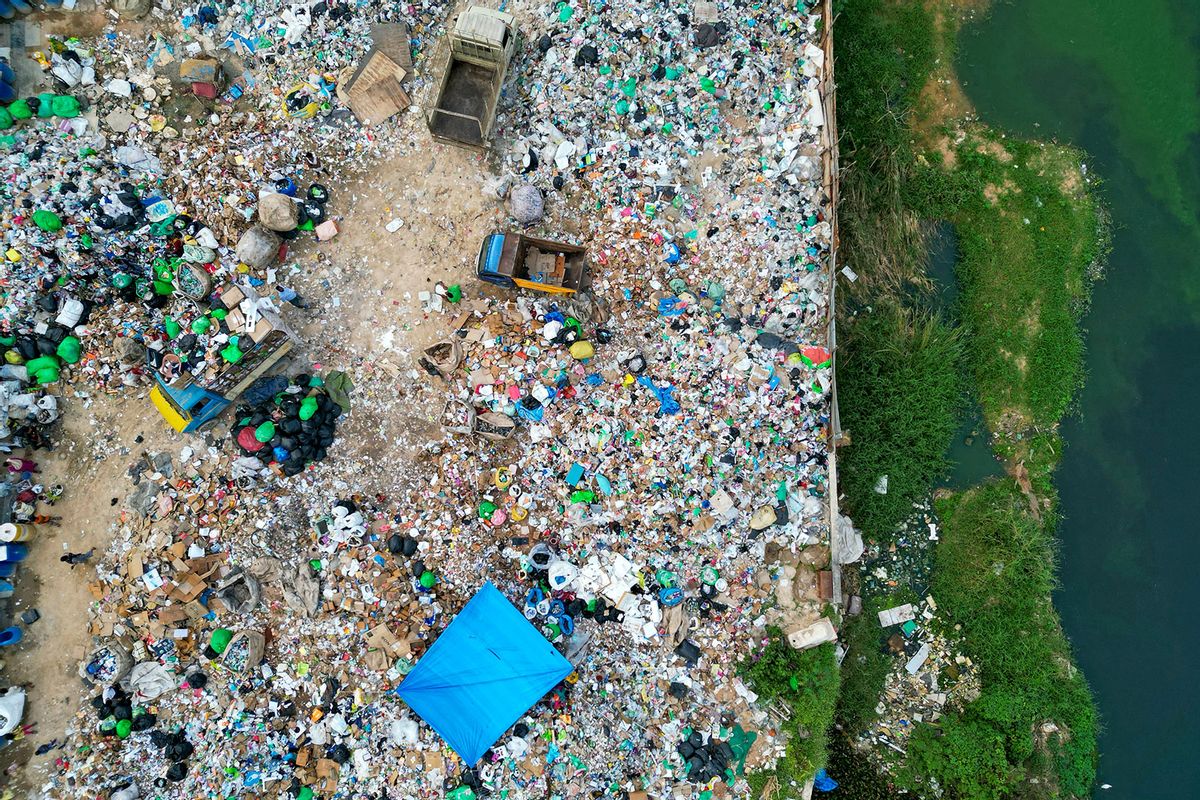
left=429, top=61, right=496, bottom=146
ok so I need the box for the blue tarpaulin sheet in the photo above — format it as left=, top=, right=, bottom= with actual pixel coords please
left=397, top=582, right=572, bottom=765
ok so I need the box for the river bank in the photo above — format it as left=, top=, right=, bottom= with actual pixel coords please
left=958, top=2, right=1200, bottom=796
left=832, top=0, right=1104, bottom=797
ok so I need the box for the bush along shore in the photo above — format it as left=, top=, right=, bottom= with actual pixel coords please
left=830, top=0, right=1107, bottom=798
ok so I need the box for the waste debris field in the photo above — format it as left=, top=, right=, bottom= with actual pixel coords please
left=0, top=0, right=846, bottom=798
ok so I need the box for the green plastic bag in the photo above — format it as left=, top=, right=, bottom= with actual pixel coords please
left=8, top=100, right=32, bottom=120
left=298, top=396, right=318, bottom=420
left=56, top=336, right=81, bottom=364
left=24, top=355, right=60, bottom=375
left=164, top=318, right=181, bottom=339
left=254, top=421, right=276, bottom=443
left=32, top=210, right=62, bottom=233
left=190, top=317, right=211, bottom=335
left=115, top=719, right=132, bottom=739
left=221, top=341, right=244, bottom=363
left=419, top=570, right=437, bottom=589
left=0, top=109, right=12, bottom=131
left=37, top=93, right=55, bottom=118
left=51, top=95, right=81, bottom=118
left=33, top=364, right=61, bottom=385
left=210, top=628, right=233, bottom=654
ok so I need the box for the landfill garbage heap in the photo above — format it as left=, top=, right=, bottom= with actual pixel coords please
left=1, top=0, right=841, bottom=798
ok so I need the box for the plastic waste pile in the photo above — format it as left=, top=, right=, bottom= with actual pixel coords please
left=1, top=0, right=845, bottom=797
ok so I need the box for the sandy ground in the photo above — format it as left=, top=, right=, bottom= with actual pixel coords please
left=0, top=131, right=500, bottom=793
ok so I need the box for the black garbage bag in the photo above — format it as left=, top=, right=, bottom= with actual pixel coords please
left=675, top=639, right=701, bottom=666
left=165, top=762, right=188, bottom=782
left=328, top=743, right=351, bottom=764
left=387, top=534, right=404, bottom=554
left=574, top=44, right=598, bottom=66
left=131, top=712, right=157, bottom=731
left=187, top=672, right=208, bottom=689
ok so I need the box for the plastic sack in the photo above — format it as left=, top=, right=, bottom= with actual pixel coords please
left=569, top=340, right=594, bottom=360
left=8, top=100, right=32, bottom=120
left=56, top=336, right=81, bottom=364
left=0, top=109, right=12, bottom=130
left=51, top=95, right=81, bottom=118
left=221, top=341, right=244, bottom=363
left=298, top=396, right=318, bottom=420
left=32, top=210, right=62, bottom=233
left=254, top=421, right=276, bottom=443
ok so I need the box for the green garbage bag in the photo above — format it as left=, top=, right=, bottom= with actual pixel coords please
left=33, top=363, right=61, bottom=385
left=56, top=336, right=81, bottom=364
left=112, top=272, right=133, bottom=289
left=190, top=317, right=211, bottom=335
left=221, top=340, right=244, bottom=363
left=0, top=109, right=12, bottom=130
left=209, top=628, right=233, bottom=654
left=8, top=100, right=32, bottom=120
left=296, top=789, right=314, bottom=800
left=164, top=318, right=181, bottom=339
left=254, top=421, right=276, bottom=443
left=152, top=279, right=174, bottom=296
left=37, top=93, right=55, bottom=118
left=0, top=135, right=16, bottom=150
left=298, top=396, right=318, bottom=420
left=24, top=355, right=60, bottom=376
left=325, top=370, right=354, bottom=413
left=32, top=210, right=62, bottom=233
left=51, top=95, right=81, bottom=118
left=210, top=307, right=227, bottom=320
left=115, top=719, right=132, bottom=739
left=419, top=570, right=437, bottom=589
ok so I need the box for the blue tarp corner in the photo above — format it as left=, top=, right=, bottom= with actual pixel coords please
left=396, top=582, right=572, bottom=765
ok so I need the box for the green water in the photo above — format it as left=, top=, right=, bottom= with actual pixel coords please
left=958, top=2, right=1200, bottom=797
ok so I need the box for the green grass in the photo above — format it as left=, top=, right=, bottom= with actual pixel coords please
left=837, top=304, right=963, bottom=538
left=742, top=631, right=842, bottom=796
left=913, top=134, right=1106, bottom=430
left=893, top=483, right=1098, bottom=800
left=835, top=592, right=914, bottom=736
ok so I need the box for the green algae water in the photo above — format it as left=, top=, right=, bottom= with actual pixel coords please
left=958, top=2, right=1200, bottom=797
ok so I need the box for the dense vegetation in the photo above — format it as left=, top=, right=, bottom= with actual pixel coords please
left=830, top=0, right=1102, bottom=797
left=837, top=304, right=962, bottom=537
left=906, top=483, right=1099, bottom=799
left=742, top=631, right=841, bottom=797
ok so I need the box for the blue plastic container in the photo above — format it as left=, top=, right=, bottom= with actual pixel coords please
left=0, top=626, right=22, bottom=646
left=0, top=544, right=28, bottom=562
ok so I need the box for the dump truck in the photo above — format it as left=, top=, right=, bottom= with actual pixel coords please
left=428, top=6, right=516, bottom=149
left=149, top=284, right=297, bottom=433
left=477, top=232, right=588, bottom=295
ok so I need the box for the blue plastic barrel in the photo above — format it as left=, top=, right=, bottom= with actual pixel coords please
left=0, top=581, right=13, bottom=599
left=0, top=626, right=22, bottom=646
left=0, top=563, right=17, bottom=578
left=0, top=544, right=28, bottom=562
